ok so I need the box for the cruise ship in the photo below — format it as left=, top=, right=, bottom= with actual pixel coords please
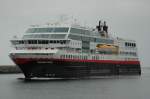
left=9, top=19, right=141, bottom=79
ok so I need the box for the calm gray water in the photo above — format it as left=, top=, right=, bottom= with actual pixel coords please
left=0, top=68, right=150, bottom=99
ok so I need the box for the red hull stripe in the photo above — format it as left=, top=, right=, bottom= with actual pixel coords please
left=12, top=58, right=140, bottom=65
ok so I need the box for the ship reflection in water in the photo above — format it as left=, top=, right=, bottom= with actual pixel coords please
left=0, top=68, right=149, bottom=99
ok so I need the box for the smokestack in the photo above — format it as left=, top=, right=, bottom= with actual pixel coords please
left=96, top=20, right=102, bottom=32
left=99, top=21, right=101, bottom=27
left=103, top=21, right=108, bottom=33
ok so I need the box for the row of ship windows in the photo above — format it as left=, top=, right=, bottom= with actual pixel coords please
left=60, top=55, right=100, bottom=60
left=12, top=40, right=67, bottom=44
left=60, top=55, right=88, bottom=60
left=23, top=34, right=66, bottom=39
left=125, top=42, right=136, bottom=47
left=26, top=27, right=92, bottom=36
left=68, top=34, right=114, bottom=43
left=120, top=51, right=137, bottom=56
left=23, top=33, right=113, bottom=45
left=26, top=27, right=69, bottom=33
left=70, top=28, right=102, bottom=37
left=70, top=28, right=91, bottom=35
left=25, top=27, right=92, bottom=36
left=13, top=53, right=54, bottom=56
left=14, top=53, right=100, bottom=60
left=13, top=53, right=138, bottom=62
left=70, top=42, right=81, bottom=46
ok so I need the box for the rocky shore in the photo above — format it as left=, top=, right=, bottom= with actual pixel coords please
left=0, top=65, right=21, bottom=74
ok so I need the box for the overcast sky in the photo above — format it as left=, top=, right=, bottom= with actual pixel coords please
left=0, top=0, right=150, bottom=67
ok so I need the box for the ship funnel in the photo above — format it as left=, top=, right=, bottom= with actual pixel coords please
left=96, top=20, right=102, bottom=32
left=103, top=21, right=108, bottom=33
left=96, top=20, right=109, bottom=38
left=99, top=21, right=101, bottom=27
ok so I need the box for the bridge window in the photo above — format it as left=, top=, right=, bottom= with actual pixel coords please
left=26, top=27, right=69, bottom=33
left=70, top=28, right=91, bottom=35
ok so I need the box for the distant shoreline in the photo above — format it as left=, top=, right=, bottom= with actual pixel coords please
left=0, top=65, right=21, bottom=74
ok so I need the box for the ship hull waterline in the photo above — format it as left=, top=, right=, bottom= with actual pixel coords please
left=12, top=58, right=141, bottom=79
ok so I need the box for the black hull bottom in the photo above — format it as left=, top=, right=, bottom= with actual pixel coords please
left=14, top=58, right=141, bottom=79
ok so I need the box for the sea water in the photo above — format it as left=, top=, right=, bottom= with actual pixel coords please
left=0, top=68, right=150, bottom=99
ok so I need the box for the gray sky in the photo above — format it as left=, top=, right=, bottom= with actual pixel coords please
left=0, top=0, right=150, bottom=67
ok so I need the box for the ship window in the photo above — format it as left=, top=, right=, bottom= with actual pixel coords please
left=49, top=40, right=52, bottom=43
left=95, top=38, right=113, bottom=44
left=132, top=43, right=136, bottom=47
left=90, top=38, right=96, bottom=42
left=70, top=28, right=91, bottom=35
left=54, top=40, right=56, bottom=43
left=65, top=55, right=67, bottom=58
left=63, top=55, right=65, bottom=59
left=70, top=28, right=82, bottom=34
left=134, top=43, right=136, bottom=47
left=50, top=34, right=66, bottom=39
left=92, top=56, right=94, bottom=60
left=68, top=34, right=81, bottom=40
left=60, top=40, right=63, bottom=44
left=56, top=40, right=60, bottom=43
left=53, top=28, right=69, bottom=32
left=33, top=40, right=37, bottom=44
left=125, top=42, right=128, bottom=46
left=28, top=40, right=32, bottom=44
left=81, top=36, right=90, bottom=41
left=71, top=55, right=73, bottom=59
left=45, top=40, right=48, bottom=44
left=31, top=40, right=35, bottom=44
left=70, top=55, right=72, bottom=59
left=18, top=40, right=24, bottom=44
left=129, top=43, right=131, bottom=46
left=37, top=40, right=47, bottom=44
left=128, top=43, right=130, bottom=46
left=38, top=40, right=42, bottom=44
left=68, top=55, right=71, bottom=59
left=85, top=30, right=91, bottom=35
left=63, top=55, right=65, bottom=58
left=43, top=40, right=48, bottom=44
left=26, top=27, right=69, bottom=33
left=96, top=56, right=99, bottom=60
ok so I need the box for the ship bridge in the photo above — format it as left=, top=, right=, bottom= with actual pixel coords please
left=23, top=27, right=70, bottom=40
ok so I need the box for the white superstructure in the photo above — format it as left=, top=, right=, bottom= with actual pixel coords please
left=10, top=20, right=139, bottom=61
